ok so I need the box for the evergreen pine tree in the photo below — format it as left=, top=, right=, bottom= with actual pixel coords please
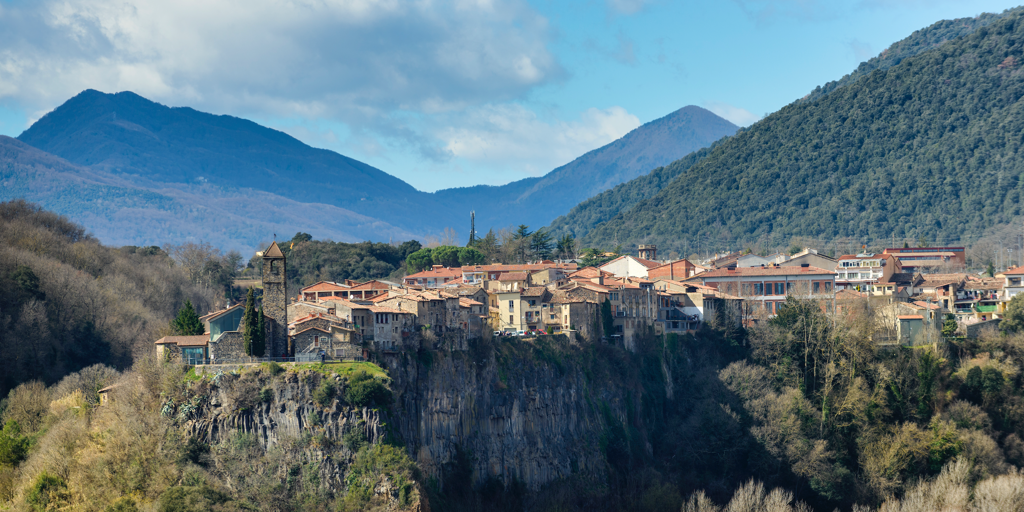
left=242, top=287, right=256, bottom=356
left=171, top=300, right=204, bottom=335
left=254, top=306, right=266, bottom=357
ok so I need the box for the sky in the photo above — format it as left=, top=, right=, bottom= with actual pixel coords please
left=0, top=0, right=1020, bottom=192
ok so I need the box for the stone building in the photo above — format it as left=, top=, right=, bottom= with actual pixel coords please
left=290, top=312, right=361, bottom=359
left=262, top=241, right=289, bottom=358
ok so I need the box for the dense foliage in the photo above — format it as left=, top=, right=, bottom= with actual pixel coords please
left=270, top=233, right=422, bottom=294
left=0, top=200, right=216, bottom=398
left=0, top=360, right=418, bottom=511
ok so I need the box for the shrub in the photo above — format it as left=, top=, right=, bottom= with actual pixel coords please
left=0, top=420, right=29, bottom=466
left=312, top=380, right=336, bottom=408
left=157, top=485, right=233, bottom=512
left=264, top=362, right=284, bottom=376
left=104, top=496, right=139, bottom=512
left=259, top=387, right=273, bottom=403
left=26, top=471, right=68, bottom=512
left=345, top=379, right=392, bottom=408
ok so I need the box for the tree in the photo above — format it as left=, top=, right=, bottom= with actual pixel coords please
left=291, top=232, right=313, bottom=243
left=602, top=299, right=615, bottom=340
left=253, top=306, right=266, bottom=357
left=171, top=300, right=204, bottom=335
left=556, top=234, right=577, bottom=260
left=1000, top=294, right=1024, bottom=334
left=439, top=227, right=460, bottom=246
left=941, top=314, right=958, bottom=338
left=406, top=248, right=433, bottom=273
left=433, top=246, right=460, bottom=267
left=242, top=288, right=257, bottom=356
left=468, top=212, right=476, bottom=246
left=987, top=262, right=995, bottom=277
left=457, top=247, right=486, bottom=266
left=474, top=229, right=500, bottom=261
left=530, top=229, right=554, bottom=260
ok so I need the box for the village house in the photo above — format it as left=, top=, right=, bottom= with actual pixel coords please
left=883, top=246, right=966, bottom=272
left=835, top=253, right=902, bottom=292
left=598, top=254, right=662, bottom=279
left=647, top=259, right=705, bottom=280
left=1001, top=266, right=1024, bottom=301
left=290, top=312, right=361, bottom=360
left=700, top=264, right=836, bottom=319
left=779, top=249, right=838, bottom=270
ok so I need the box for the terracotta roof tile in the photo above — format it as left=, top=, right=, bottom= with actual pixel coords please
left=154, top=335, right=208, bottom=346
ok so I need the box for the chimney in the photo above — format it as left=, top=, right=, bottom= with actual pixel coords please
left=432, top=265, right=443, bottom=271
left=592, top=275, right=604, bottom=286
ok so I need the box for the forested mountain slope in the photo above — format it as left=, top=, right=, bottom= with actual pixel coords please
left=800, top=7, right=1023, bottom=104
left=0, top=136, right=419, bottom=251
left=433, top=106, right=737, bottom=232
left=17, top=90, right=462, bottom=235
left=581, top=11, right=1024, bottom=252
left=0, top=200, right=217, bottom=397
left=546, top=142, right=720, bottom=241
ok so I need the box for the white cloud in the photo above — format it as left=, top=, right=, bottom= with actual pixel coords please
left=0, top=0, right=565, bottom=160
left=703, top=101, right=760, bottom=127
left=440, top=104, right=640, bottom=178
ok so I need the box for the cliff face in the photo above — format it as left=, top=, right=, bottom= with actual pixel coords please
left=385, top=341, right=641, bottom=490
left=181, top=338, right=646, bottom=497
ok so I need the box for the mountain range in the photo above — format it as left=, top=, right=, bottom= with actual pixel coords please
left=3, top=91, right=736, bottom=251
left=551, top=7, right=1024, bottom=255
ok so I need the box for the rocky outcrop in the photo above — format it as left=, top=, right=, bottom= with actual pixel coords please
left=184, top=370, right=387, bottom=450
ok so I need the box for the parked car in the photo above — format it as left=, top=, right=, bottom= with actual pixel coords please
left=516, top=330, right=526, bottom=337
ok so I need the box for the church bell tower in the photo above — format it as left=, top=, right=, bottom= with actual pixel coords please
left=261, top=241, right=289, bottom=358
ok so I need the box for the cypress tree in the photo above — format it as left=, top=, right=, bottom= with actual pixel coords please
left=601, top=299, right=615, bottom=340
left=254, top=306, right=266, bottom=357
left=171, top=300, right=204, bottom=335
left=242, top=287, right=256, bottom=356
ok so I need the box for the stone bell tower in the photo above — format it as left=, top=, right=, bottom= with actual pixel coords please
left=261, top=241, right=289, bottom=358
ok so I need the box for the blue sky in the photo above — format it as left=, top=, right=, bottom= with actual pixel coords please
left=0, top=0, right=1019, bottom=191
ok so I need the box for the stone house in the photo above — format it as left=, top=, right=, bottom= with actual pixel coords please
left=290, top=313, right=361, bottom=359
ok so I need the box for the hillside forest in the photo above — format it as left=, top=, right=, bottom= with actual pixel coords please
left=559, top=9, right=1024, bottom=260
left=1, top=202, right=1024, bottom=511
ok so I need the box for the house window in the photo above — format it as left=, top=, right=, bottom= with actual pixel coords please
left=753, top=283, right=764, bottom=295
left=813, top=282, right=821, bottom=293
left=509, top=315, right=513, bottom=324
left=774, top=283, right=785, bottom=295
left=270, top=260, right=279, bottom=274
left=824, top=282, right=833, bottom=292
left=550, top=314, right=555, bottom=320
left=508, top=300, right=514, bottom=309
